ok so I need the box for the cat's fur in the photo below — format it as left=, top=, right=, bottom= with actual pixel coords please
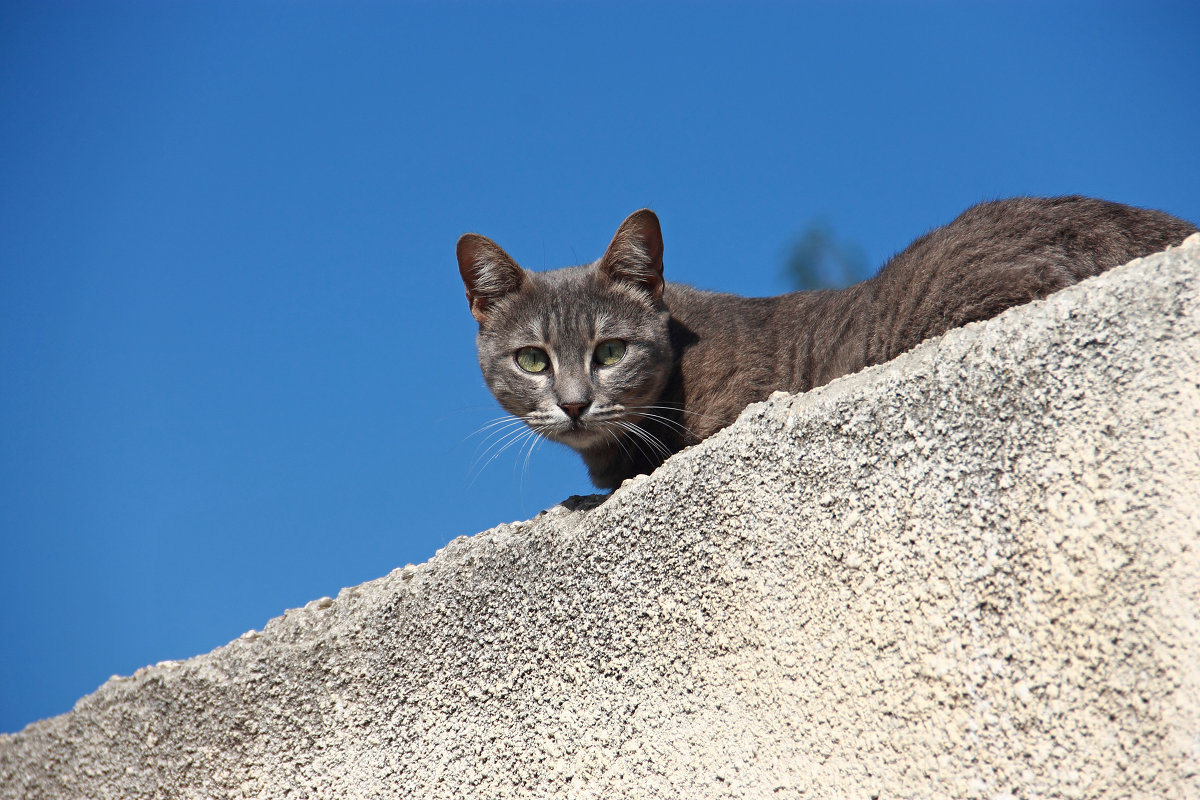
left=458, top=196, right=1196, bottom=489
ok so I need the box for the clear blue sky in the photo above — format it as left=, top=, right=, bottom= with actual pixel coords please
left=2, top=1, right=1197, bottom=733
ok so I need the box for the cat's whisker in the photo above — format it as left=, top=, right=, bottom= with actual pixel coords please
left=466, top=415, right=528, bottom=439
left=632, top=419, right=675, bottom=456
left=641, top=429, right=675, bottom=462
left=520, top=432, right=546, bottom=483
left=510, top=428, right=541, bottom=476
left=471, top=426, right=521, bottom=461
left=468, top=419, right=531, bottom=466
left=602, top=426, right=637, bottom=468
left=628, top=432, right=673, bottom=466
left=484, top=431, right=538, bottom=474
left=613, top=420, right=673, bottom=463
left=466, top=418, right=528, bottom=463
left=614, top=410, right=698, bottom=446
left=633, top=404, right=736, bottom=427
left=470, top=420, right=527, bottom=449
left=470, top=417, right=523, bottom=434
left=626, top=411, right=697, bottom=438
left=465, top=424, right=536, bottom=488
left=637, top=403, right=731, bottom=421
left=618, top=405, right=734, bottom=441
left=609, top=421, right=658, bottom=466
left=471, top=424, right=537, bottom=476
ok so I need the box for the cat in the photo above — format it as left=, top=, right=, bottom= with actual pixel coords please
left=457, top=196, right=1196, bottom=489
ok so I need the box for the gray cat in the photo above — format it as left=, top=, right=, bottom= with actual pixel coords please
left=457, top=196, right=1195, bottom=489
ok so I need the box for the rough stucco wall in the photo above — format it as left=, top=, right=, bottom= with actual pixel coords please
left=2, top=235, right=1199, bottom=800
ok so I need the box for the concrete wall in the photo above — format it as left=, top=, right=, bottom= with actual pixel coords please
left=3, top=235, right=1198, bottom=800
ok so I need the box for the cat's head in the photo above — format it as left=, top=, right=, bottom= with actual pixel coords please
left=457, top=209, right=674, bottom=454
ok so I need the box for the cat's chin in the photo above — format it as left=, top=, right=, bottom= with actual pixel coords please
left=546, top=426, right=610, bottom=453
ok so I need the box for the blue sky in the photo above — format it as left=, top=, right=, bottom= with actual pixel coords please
left=2, top=1, right=1197, bottom=733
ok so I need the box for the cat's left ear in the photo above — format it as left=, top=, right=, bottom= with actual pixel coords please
left=599, top=209, right=664, bottom=303
left=457, top=233, right=526, bottom=324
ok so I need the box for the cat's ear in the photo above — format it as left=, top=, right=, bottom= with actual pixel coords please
left=599, top=209, right=664, bottom=303
left=457, top=233, right=526, bottom=324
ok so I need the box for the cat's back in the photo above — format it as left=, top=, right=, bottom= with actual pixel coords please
left=879, top=196, right=1194, bottom=287
left=868, top=196, right=1196, bottom=359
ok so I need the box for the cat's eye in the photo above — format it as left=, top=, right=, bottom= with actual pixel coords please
left=594, top=339, right=627, bottom=367
left=515, top=347, right=550, bottom=373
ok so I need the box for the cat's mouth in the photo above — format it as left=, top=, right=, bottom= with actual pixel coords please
left=528, top=406, right=634, bottom=451
left=555, top=422, right=594, bottom=440
left=544, top=420, right=610, bottom=450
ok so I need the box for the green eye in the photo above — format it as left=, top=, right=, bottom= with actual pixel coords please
left=594, top=339, right=627, bottom=366
left=516, top=347, right=549, bottom=373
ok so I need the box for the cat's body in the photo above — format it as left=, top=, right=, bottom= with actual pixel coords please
left=458, top=197, right=1196, bottom=489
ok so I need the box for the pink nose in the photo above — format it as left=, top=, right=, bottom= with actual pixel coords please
left=559, top=402, right=589, bottom=419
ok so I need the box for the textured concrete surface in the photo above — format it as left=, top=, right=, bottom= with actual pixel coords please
left=3, top=235, right=1199, bottom=800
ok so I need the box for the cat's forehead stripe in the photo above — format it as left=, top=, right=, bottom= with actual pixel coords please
left=493, top=264, right=658, bottom=351
left=543, top=299, right=594, bottom=348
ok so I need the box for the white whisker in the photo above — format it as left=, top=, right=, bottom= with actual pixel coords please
left=632, top=404, right=734, bottom=426
left=603, top=425, right=636, bottom=467
left=628, top=411, right=694, bottom=436
left=467, top=415, right=529, bottom=438
left=469, top=423, right=534, bottom=479
left=611, top=420, right=658, bottom=465
left=468, top=419, right=529, bottom=465
left=614, top=420, right=673, bottom=462
left=520, top=433, right=546, bottom=483
left=509, top=428, right=540, bottom=476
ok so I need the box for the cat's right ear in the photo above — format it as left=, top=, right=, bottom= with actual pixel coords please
left=456, top=234, right=526, bottom=324
left=599, top=209, right=665, bottom=303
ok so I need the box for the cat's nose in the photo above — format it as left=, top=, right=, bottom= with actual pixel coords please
left=559, top=401, right=590, bottom=420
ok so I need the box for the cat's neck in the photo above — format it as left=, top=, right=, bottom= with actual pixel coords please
left=661, top=281, right=877, bottom=437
